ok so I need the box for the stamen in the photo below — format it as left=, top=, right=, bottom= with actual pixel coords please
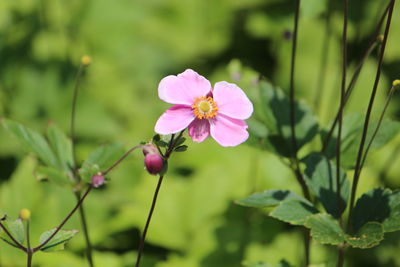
left=192, top=96, right=218, bottom=119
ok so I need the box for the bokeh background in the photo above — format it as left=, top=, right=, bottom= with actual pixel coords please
left=1, top=0, right=400, bottom=266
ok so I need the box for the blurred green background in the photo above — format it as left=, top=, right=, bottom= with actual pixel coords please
left=1, top=0, right=400, bottom=266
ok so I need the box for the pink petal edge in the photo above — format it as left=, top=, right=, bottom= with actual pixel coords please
left=213, top=81, right=253, bottom=120
left=210, top=114, right=249, bottom=147
left=188, top=119, right=210, bottom=143
left=158, top=69, right=212, bottom=105
left=154, top=105, right=195, bottom=134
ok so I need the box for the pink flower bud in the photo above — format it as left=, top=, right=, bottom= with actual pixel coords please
left=92, top=174, right=105, bottom=188
left=144, top=153, right=164, bottom=175
left=142, top=144, right=159, bottom=156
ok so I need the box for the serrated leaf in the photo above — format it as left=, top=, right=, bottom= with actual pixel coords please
left=46, top=123, right=73, bottom=171
left=2, top=119, right=57, bottom=167
left=236, top=190, right=306, bottom=208
left=249, top=80, right=319, bottom=157
left=303, top=153, right=349, bottom=218
left=305, top=213, right=346, bottom=245
left=38, top=229, right=78, bottom=252
left=35, top=166, right=72, bottom=186
left=79, top=143, right=125, bottom=182
left=322, top=114, right=400, bottom=169
left=270, top=200, right=318, bottom=225
left=174, top=136, right=186, bottom=147
left=0, top=218, right=25, bottom=248
left=352, top=188, right=400, bottom=233
left=346, top=222, right=383, bottom=249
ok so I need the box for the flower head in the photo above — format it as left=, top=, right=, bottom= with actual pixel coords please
left=92, top=174, right=105, bottom=188
left=19, top=208, right=31, bottom=221
left=155, top=69, right=253, bottom=147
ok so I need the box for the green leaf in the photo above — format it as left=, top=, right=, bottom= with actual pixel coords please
left=322, top=114, right=400, bottom=169
left=174, top=136, right=186, bottom=147
left=303, top=153, right=349, bottom=218
left=305, top=214, right=346, bottom=246
left=38, top=229, right=79, bottom=252
left=156, top=140, right=168, bottom=147
left=0, top=218, right=25, bottom=248
left=46, top=123, right=73, bottom=171
left=346, top=222, right=384, bottom=249
left=352, top=188, right=400, bottom=233
left=270, top=200, right=318, bottom=225
left=250, top=80, right=319, bottom=157
left=79, top=143, right=125, bottom=182
left=35, top=166, right=72, bottom=186
left=2, top=119, right=57, bottom=167
left=174, top=145, right=188, bottom=152
left=235, top=190, right=306, bottom=208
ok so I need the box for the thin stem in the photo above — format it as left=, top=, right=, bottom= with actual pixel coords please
left=313, top=0, right=333, bottom=112
left=337, top=246, right=345, bottom=267
left=27, top=253, right=32, bottom=267
left=75, top=192, right=94, bottom=267
left=336, top=0, right=348, bottom=221
left=33, top=185, right=93, bottom=252
left=70, top=64, right=85, bottom=171
left=360, top=85, right=396, bottom=169
left=289, top=0, right=301, bottom=157
left=347, top=0, right=395, bottom=231
left=135, top=175, right=165, bottom=267
left=102, top=145, right=144, bottom=175
left=321, top=1, right=392, bottom=153
left=0, top=221, right=26, bottom=252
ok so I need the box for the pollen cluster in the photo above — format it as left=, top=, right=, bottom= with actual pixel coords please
left=192, top=96, right=218, bottom=119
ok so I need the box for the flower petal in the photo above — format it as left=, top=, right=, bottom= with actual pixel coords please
left=188, top=119, right=210, bottom=143
left=213, top=81, right=253, bottom=120
left=155, top=105, right=195, bottom=134
left=210, top=114, right=249, bottom=147
left=158, top=69, right=212, bottom=105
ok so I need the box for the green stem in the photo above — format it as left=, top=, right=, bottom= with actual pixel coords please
left=321, top=1, right=392, bottom=153
left=27, top=252, right=32, bottom=267
left=75, top=192, right=94, bottom=267
left=336, top=246, right=345, bottom=267
left=347, top=0, right=395, bottom=231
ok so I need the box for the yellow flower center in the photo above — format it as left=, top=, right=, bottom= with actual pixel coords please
left=192, top=96, right=218, bottom=119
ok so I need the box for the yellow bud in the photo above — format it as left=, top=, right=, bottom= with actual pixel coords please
left=377, top=34, right=384, bottom=43
left=19, top=209, right=31, bottom=220
left=392, top=79, right=400, bottom=87
left=81, top=55, right=92, bottom=66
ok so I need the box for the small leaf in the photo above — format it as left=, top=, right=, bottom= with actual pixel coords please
left=305, top=214, right=346, bottom=246
left=46, top=123, right=73, bottom=171
left=236, top=190, right=306, bottom=208
left=303, top=153, right=349, bottom=218
left=174, top=136, right=186, bottom=147
left=0, top=218, right=25, bottom=248
left=38, top=229, right=79, bottom=252
left=270, top=200, right=318, bottom=225
left=2, top=119, right=57, bottom=167
left=79, top=143, right=125, bottom=182
left=346, top=222, right=384, bottom=249
left=155, top=140, right=168, bottom=147
left=352, top=188, right=400, bottom=233
left=152, top=134, right=161, bottom=142
left=256, top=81, right=319, bottom=157
left=174, top=145, right=188, bottom=152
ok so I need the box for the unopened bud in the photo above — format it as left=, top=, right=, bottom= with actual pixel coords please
left=144, top=154, right=164, bottom=175
left=377, top=34, right=384, bottom=43
left=392, top=79, right=400, bottom=88
left=19, top=209, right=31, bottom=221
left=81, top=55, right=92, bottom=66
left=92, top=174, right=105, bottom=188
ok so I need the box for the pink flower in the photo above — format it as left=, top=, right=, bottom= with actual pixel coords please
left=155, top=69, right=253, bottom=147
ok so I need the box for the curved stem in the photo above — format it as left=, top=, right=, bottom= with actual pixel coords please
left=135, top=175, right=165, bottom=267
left=33, top=185, right=93, bottom=252
left=102, top=145, right=144, bottom=176
left=347, top=0, right=395, bottom=231
left=75, top=192, right=94, bottom=267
